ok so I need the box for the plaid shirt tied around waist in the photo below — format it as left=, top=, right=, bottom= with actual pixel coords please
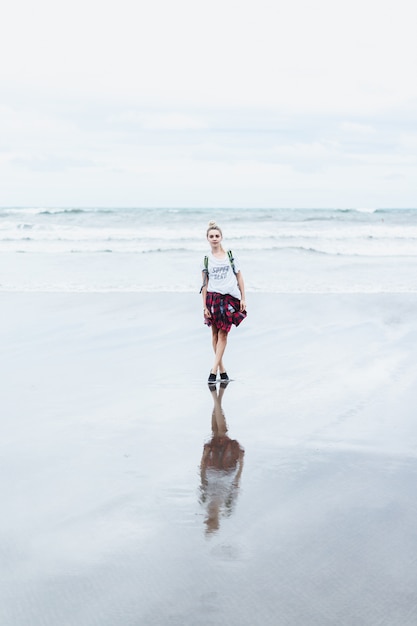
left=204, top=292, right=247, bottom=332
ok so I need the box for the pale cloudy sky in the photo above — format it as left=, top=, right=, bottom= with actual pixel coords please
left=1, top=0, right=416, bottom=208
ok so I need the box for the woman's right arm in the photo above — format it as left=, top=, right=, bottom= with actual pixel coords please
left=202, top=272, right=210, bottom=317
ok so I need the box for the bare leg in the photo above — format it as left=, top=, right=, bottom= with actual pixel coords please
left=211, top=329, right=228, bottom=374
left=211, top=325, right=219, bottom=355
left=211, top=325, right=227, bottom=374
left=210, top=326, right=219, bottom=376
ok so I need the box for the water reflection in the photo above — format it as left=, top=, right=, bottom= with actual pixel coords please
left=199, top=382, right=245, bottom=536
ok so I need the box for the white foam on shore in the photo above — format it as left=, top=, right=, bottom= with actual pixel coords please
left=3, top=249, right=417, bottom=294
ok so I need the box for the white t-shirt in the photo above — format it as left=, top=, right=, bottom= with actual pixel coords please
left=201, top=252, right=242, bottom=300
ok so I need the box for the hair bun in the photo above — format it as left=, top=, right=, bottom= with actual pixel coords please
left=208, top=220, right=217, bottom=228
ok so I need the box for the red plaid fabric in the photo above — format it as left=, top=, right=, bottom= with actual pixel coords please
left=204, top=292, right=247, bottom=332
left=203, top=437, right=242, bottom=470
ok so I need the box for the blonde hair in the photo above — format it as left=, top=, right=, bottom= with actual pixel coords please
left=206, top=220, right=223, bottom=237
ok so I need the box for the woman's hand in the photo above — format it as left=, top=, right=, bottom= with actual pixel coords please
left=240, top=300, right=246, bottom=312
left=204, top=307, right=211, bottom=318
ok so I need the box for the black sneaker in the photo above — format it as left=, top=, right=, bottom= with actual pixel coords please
left=220, top=372, right=229, bottom=381
left=208, top=373, right=217, bottom=382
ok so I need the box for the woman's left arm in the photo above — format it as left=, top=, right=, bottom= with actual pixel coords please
left=236, top=271, right=246, bottom=311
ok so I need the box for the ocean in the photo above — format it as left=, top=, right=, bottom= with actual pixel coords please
left=1, top=207, right=416, bottom=293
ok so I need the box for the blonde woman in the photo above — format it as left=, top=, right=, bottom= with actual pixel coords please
left=201, top=221, right=247, bottom=382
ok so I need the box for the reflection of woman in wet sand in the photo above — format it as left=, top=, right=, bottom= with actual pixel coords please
left=200, top=383, right=245, bottom=536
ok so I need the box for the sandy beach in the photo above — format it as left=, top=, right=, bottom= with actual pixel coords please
left=1, top=291, right=417, bottom=625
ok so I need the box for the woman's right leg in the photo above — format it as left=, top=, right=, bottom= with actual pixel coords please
left=211, top=325, right=219, bottom=356
left=211, top=328, right=228, bottom=375
left=210, top=325, right=220, bottom=375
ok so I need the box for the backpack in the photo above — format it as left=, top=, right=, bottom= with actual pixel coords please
left=200, top=250, right=236, bottom=293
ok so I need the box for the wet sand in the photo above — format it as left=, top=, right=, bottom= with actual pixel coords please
left=1, top=292, right=417, bottom=625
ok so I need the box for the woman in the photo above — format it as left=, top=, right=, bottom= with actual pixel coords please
left=201, top=220, right=247, bottom=382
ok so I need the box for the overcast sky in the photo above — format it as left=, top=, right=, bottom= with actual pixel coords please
left=1, top=0, right=416, bottom=208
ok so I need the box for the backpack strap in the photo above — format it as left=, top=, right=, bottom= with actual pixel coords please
left=199, top=255, right=209, bottom=293
left=227, top=250, right=237, bottom=275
